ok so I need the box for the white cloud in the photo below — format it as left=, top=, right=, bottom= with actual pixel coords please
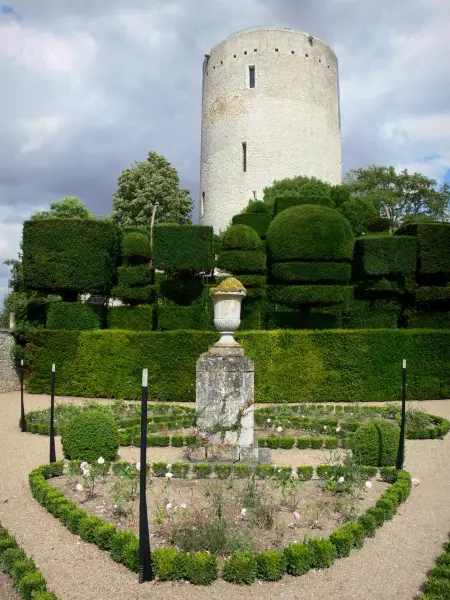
left=19, top=115, right=65, bottom=153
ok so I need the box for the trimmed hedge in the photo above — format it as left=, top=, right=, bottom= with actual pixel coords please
left=396, top=222, right=450, bottom=281
left=270, top=262, right=351, bottom=284
left=221, top=224, right=262, bottom=251
left=417, top=533, right=450, bottom=600
left=217, top=250, right=266, bottom=274
left=24, top=329, right=450, bottom=401
left=353, top=235, right=417, bottom=278
left=231, top=213, right=272, bottom=238
left=267, top=205, right=355, bottom=262
left=153, top=225, right=214, bottom=274
left=107, top=306, right=154, bottom=331
left=111, top=284, right=156, bottom=305
left=342, top=299, right=399, bottom=329
left=121, top=231, right=151, bottom=263
left=22, top=219, right=120, bottom=296
left=61, top=411, right=119, bottom=462
left=46, top=302, right=102, bottom=330
left=352, top=419, right=400, bottom=467
left=267, top=285, right=353, bottom=307
left=156, top=305, right=213, bottom=331
left=406, top=309, right=450, bottom=329
left=116, top=265, right=153, bottom=287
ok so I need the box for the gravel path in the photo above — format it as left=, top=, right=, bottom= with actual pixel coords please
left=0, top=392, right=449, bottom=600
left=0, top=574, right=21, bottom=600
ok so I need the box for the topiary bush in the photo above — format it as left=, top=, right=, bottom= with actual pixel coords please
left=307, top=537, right=336, bottom=569
left=352, top=419, right=400, bottom=467
left=221, top=224, right=262, bottom=251
left=267, top=205, right=355, bottom=263
left=255, top=550, right=286, bottom=581
left=47, top=302, right=102, bottom=330
left=61, top=410, right=119, bottom=462
left=283, top=542, right=311, bottom=575
left=222, top=551, right=257, bottom=584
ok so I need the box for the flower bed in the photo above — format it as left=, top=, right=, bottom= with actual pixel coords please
left=29, top=461, right=412, bottom=585
left=0, top=521, right=58, bottom=600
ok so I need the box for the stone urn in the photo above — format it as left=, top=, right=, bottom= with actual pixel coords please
left=210, top=277, right=246, bottom=347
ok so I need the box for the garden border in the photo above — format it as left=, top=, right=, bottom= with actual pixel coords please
left=28, top=462, right=412, bottom=585
left=417, top=533, right=450, bottom=599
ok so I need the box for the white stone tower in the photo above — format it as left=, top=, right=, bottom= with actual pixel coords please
left=199, top=27, right=342, bottom=233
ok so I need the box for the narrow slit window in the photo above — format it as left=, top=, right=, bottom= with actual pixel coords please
left=242, top=142, right=247, bottom=172
left=201, top=191, right=205, bottom=218
left=249, top=65, right=255, bottom=88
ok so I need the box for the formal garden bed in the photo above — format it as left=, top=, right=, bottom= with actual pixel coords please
left=29, top=460, right=412, bottom=585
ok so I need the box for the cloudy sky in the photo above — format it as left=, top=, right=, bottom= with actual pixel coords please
left=1, top=0, right=449, bottom=304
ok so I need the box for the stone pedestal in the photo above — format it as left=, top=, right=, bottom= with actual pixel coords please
left=196, top=344, right=259, bottom=462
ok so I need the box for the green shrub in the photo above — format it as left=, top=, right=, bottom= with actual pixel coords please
left=147, top=435, right=170, bottom=447
left=255, top=464, right=276, bottom=479
left=255, top=550, right=286, bottom=581
left=109, top=531, right=137, bottom=564
left=0, top=536, right=17, bottom=557
left=296, top=466, right=314, bottom=480
left=353, top=235, right=417, bottom=278
left=2, top=548, right=27, bottom=575
left=306, top=538, right=336, bottom=569
left=325, top=437, right=339, bottom=449
left=222, top=551, right=257, bottom=584
left=121, top=232, right=151, bottom=261
left=108, top=306, right=153, bottom=331
left=232, top=213, right=272, bottom=238
left=25, top=329, right=450, bottom=402
left=329, top=527, right=353, bottom=557
left=22, top=219, right=120, bottom=296
left=266, top=436, right=280, bottom=449
left=396, top=222, right=450, bottom=281
left=365, top=507, right=385, bottom=528
left=157, top=305, right=213, bottom=331
left=376, top=496, right=396, bottom=520
left=267, top=205, right=354, bottom=262
left=380, top=466, right=398, bottom=483
left=152, top=462, right=168, bottom=477
left=279, top=436, right=295, bottom=449
left=66, top=509, right=88, bottom=534
left=78, top=516, right=104, bottom=543
left=283, top=542, right=311, bottom=576
left=358, top=513, right=377, bottom=537
left=18, top=571, right=47, bottom=599
left=267, top=285, right=353, bottom=307
left=11, top=558, right=37, bottom=587
left=352, top=419, right=400, bottom=467
left=271, top=261, right=351, bottom=284
left=310, top=438, right=323, bottom=449
left=342, top=299, right=399, bottom=329
left=342, top=522, right=365, bottom=548
left=424, top=576, right=450, bottom=596
left=217, top=250, right=266, bottom=274
left=117, top=265, right=153, bottom=287
left=61, top=411, right=119, bottom=462
left=171, top=462, right=190, bottom=478
left=111, top=283, right=156, bottom=305
left=221, top=224, right=262, bottom=251
left=193, top=463, right=212, bottom=479
left=297, top=437, right=310, bottom=449
left=122, top=538, right=139, bottom=572
left=214, top=464, right=233, bottom=479
left=47, top=302, right=102, bottom=330
left=233, top=464, right=252, bottom=478
left=184, top=551, right=217, bottom=585
left=95, top=523, right=117, bottom=551
left=170, top=434, right=184, bottom=447
left=153, top=225, right=214, bottom=274
left=151, top=547, right=185, bottom=581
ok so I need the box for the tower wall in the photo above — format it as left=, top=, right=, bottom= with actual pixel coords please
left=200, top=27, right=342, bottom=233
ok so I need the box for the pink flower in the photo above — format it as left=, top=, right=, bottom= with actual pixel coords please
left=292, top=511, right=300, bottom=521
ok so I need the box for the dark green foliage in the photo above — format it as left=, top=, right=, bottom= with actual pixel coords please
left=22, top=219, right=120, bottom=295
left=159, top=278, right=206, bottom=305
left=96, top=523, right=117, bottom=550
left=265, top=303, right=343, bottom=330
left=380, top=466, right=398, bottom=483
left=358, top=513, right=377, bottom=537
left=111, top=284, right=156, bottom=305
left=151, top=547, right=185, bottom=581
left=342, top=299, right=399, bottom=329
left=122, top=538, right=139, bottom=572
left=193, top=463, right=212, bottom=479
left=153, top=225, right=214, bottom=274
left=46, top=302, right=102, bottom=330
left=307, top=538, right=337, bottom=569
left=330, top=184, right=351, bottom=208
left=283, top=543, right=311, bottom=575
left=365, top=507, right=386, bottom=527
left=233, top=464, right=252, bottom=478
left=78, top=516, right=104, bottom=543
left=1, top=549, right=26, bottom=575
left=222, top=551, right=257, bottom=584
left=329, top=527, right=353, bottom=557
left=217, top=250, right=266, bottom=274
left=184, top=552, right=217, bottom=585
left=255, top=550, right=286, bottom=581
left=232, top=213, right=272, bottom=238
left=117, top=265, right=153, bottom=287
left=279, top=436, right=295, bottom=449
left=61, top=410, right=119, bottom=462
left=406, top=309, right=450, bottom=329
left=366, top=217, right=392, bottom=233
left=268, top=285, right=353, bottom=307
left=353, top=235, right=417, bottom=278
left=352, top=420, right=400, bottom=466
left=171, top=435, right=184, bottom=447
left=171, top=462, right=190, bottom=478
left=108, top=306, right=153, bottom=331
left=152, top=462, right=168, bottom=477
left=25, top=329, right=450, bottom=401
left=296, top=466, right=315, bottom=480
left=147, top=435, right=170, bottom=447
left=396, top=222, right=450, bottom=281
left=414, top=286, right=450, bottom=303
left=324, top=436, right=339, bottom=449
left=342, top=522, right=365, bottom=548
left=109, top=531, right=138, bottom=563
left=245, top=201, right=271, bottom=214
left=221, top=224, right=262, bottom=251
left=157, top=305, right=213, bottom=331
left=297, top=438, right=310, bottom=449
left=271, top=261, right=351, bottom=284
left=121, top=232, right=151, bottom=261
left=214, top=464, right=233, bottom=479
left=267, top=205, right=355, bottom=262
left=18, top=571, right=47, bottom=599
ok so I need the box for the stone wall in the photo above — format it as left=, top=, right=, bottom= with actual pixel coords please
left=200, top=27, right=342, bottom=233
left=0, top=330, right=20, bottom=392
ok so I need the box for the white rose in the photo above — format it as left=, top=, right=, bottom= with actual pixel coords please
left=97, top=457, right=105, bottom=464
left=338, top=476, right=345, bottom=483
left=240, top=508, right=247, bottom=517
left=166, top=503, right=172, bottom=511
left=136, top=462, right=141, bottom=471
left=266, top=418, right=271, bottom=423
left=80, top=461, right=89, bottom=470
left=75, top=483, right=83, bottom=492
left=165, top=472, right=173, bottom=479
left=276, top=426, right=283, bottom=433
left=365, top=481, right=373, bottom=489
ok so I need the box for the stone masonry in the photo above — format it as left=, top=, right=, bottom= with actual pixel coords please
left=0, top=331, right=20, bottom=392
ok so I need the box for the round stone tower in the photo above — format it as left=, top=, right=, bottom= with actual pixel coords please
left=199, top=26, right=342, bottom=233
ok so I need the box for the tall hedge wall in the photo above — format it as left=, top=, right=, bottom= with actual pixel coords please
left=153, top=225, right=214, bottom=274
left=25, top=329, right=450, bottom=401
left=396, top=222, right=450, bottom=282
left=231, top=213, right=272, bottom=238
left=22, top=219, right=120, bottom=295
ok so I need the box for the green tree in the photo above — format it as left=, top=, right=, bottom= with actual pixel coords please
left=111, top=150, right=192, bottom=227
left=344, top=165, right=450, bottom=227
left=338, top=198, right=378, bottom=237
left=30, top=196, right=96, bottom=220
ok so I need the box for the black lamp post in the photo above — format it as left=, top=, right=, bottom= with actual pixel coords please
left=138, top=368, right=152, bottom=583
left=20, top=359, right=26, bottom=432
left=396, top=359, right=407, bottom=470
left=49, top=363, right=56, bottom=464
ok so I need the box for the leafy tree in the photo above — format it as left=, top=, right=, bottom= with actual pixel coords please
left=263, top=176, right=331, bottom=211
left=111, top=150, right=192, bottom=227
left=338, top=198, right=378, bottom=237
left=30, top=196, right=96, bottom=220
left=344, top=166, right=450, bottom=227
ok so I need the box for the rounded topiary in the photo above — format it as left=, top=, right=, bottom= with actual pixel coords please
left=221, top=224, right=262, bottom=251
left=61, top=410, right=119, bottom=463
left=245, top=201, right=271, bottom=214
left=267, top=205, right=355, bottom=262
left=121, top=232, right=151, bottom=260
left=351, top=419, right=400, bottom=467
